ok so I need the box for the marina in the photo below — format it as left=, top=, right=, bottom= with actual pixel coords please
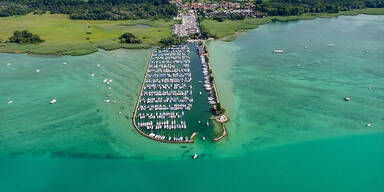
left=133, top=43, right=225, bottom=143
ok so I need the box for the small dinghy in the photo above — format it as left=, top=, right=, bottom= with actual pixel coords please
left=50, top=99, right=57, bottom=104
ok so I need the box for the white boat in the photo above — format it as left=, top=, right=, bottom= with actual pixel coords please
left=273, top=49, right=284, bottom=53
left=7, top=97, right=13, bottom=104
left=193, top=153, right=198, bottom=159
left=50, top=99, right=57, bottom=104
left=104, top=99, right=110, bottom=103
left=63, top=62, right=67, bottom=65
left=96, top=64, right=101, bottom=67
left=206, top=122, right=209, bottom=126
left=91, top=73, right=95, bottom=77
left=328, top=44, right=335, bottom=47
left=208, top=101, right=216, bottom=104
left=7, top=63, right=11, bottom=66
left=36, top=69, right=41, bottom=73
left=199, top=91, right=202, bottom=95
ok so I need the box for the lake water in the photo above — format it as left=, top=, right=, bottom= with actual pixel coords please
left=0, top=15, right=383, bottom=191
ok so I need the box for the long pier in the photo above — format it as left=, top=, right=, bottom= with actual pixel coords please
left=199, top=40, right=228, bottom=142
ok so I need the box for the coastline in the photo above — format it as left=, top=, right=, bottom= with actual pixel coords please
left=0, top=13, right=174, bottom=56
left=1, top=8, right=383, bottom=56
left=0, top=43, right=153, bottom=56
left=201, top=8, right=384, bottom=42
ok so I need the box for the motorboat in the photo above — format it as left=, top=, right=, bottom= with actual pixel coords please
left=273, top=49, right=284, bottom=53
left=36, top=69, right=40, bottom=73
left=208, top=101, right=216, bottom=104
left=7, top=97, right=13, bottom=104
left=50, top=99, right=57, bottom=104
left=193, top=153, right=198, bottom=159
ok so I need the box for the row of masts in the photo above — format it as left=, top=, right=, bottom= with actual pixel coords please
left=137, top=44, right=193, bottom=132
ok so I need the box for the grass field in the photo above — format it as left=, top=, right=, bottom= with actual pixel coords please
left=201, top=8, right=384, bottom=41
left=0, top=14, right=175, bottom=55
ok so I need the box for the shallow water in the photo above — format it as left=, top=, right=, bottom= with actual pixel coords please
left=0, top=14, right=383, bottom=191
left=208, top=14, right=384, bottom=154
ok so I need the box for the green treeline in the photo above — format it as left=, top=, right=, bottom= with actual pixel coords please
left=119, top=33, right=142, bottom=44
left=0, top=0, right=178, bottom=20
left=253, top=0, right=384, bottom=16
left=159, top=35, right=187, bottom=47
left=8, top=30, right=44, bottom=44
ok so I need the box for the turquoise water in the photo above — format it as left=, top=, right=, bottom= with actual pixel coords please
left=0, top=15, right=384, bottom=191
left=1, top=133, right=384, bottom=192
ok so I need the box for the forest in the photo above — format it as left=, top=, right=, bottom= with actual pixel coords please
left=8, top=30, right=44, bottom=44
left=0, top=0, right=178, bottom=20
left=253, top=0, right=384, bottom=16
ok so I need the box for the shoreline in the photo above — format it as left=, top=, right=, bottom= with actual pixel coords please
left=1, top=8, right=383, bottom=56
left=0, top=43, right=154, bottom=57
left=201, top=8, right=384, bottom=42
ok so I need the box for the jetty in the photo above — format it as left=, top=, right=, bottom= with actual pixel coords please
left=199, top=40, right=229, bottom=142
